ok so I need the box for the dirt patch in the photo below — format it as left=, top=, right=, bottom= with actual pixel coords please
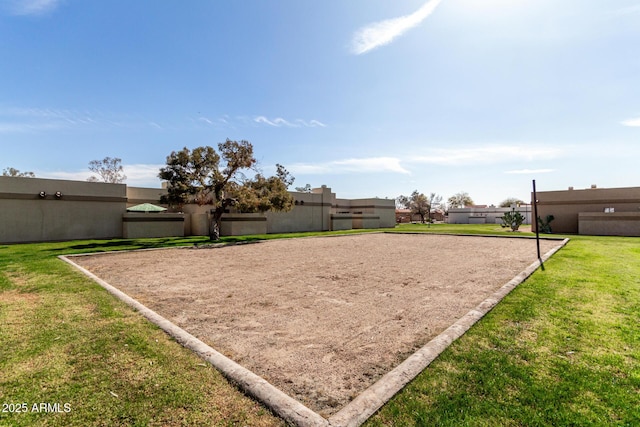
left=72, top=233, right=562, bottom=417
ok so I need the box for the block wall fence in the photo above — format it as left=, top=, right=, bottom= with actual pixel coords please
left=0, top=177, right=395, bottom=243
left=533, top=186, right=640, bottom=236
left=447, top=206, right=533, bottom=225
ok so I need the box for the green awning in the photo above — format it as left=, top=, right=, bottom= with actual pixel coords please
left=126, top=203, right=167, bottom=213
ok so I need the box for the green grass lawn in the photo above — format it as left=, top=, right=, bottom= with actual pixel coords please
left=0, top=237, right=286, bottom=427
left=1, top=225, right=639, bottom=426
left=368, top=225, right=640, bottom=426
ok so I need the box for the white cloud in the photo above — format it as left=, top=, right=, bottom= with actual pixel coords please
left=289, top=157, right=409, bottom=175
left=8, top=0, right=61, bottom=15
left=0, top=121, right=67, bottom=133
left=287, top=145, right=561, bottom=177
left=36, top=164, right=164, bottom=187
left=2, top=107, right=325, bottom=133
left=504, top=169, right=554, bottom=175
left=350, top=0, right=443, bottom=55
left=0, top=122, right=32, bottom=133
left=287, top=164, right=332, bottom=175
left=334, top=157, right=410, bottom=174
left=123, top=164, right=164, bottom=186
left=254, top=116, right=326, bottom=128
left=192, top=115, right=232, bottom=128
left=255, top=116, right=296, bottom=127
left=621, top=117, right=640, bottom=127
left=408, top=145, right=564, bottom=165
left=296, top=119, right=327, bottom=128
left=0, top=106, right=168, bottom=132
left=36, top=170, right=91, bottom=182
left=0, top=107, right=106, bottom=132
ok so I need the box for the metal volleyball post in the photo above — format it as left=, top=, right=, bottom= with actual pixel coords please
left=533, top=180, right=542, bottom=267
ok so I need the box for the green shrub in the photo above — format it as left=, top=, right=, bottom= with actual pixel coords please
left=500, top=211, right=525, bottom=231
left=537, top=214, right=555, bottom=233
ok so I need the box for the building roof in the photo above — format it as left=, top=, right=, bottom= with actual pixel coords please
left=126, top=203, right=167, bottom=213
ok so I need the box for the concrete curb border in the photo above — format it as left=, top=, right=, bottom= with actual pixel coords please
left=59, top=235, right=569, bottom=427
left=327, top=237, right=569, bottom=427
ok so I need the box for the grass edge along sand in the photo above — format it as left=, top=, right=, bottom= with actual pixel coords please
left=1, top=224, right=639, bottom=426
left=367, top=227, right=640, bottom=426
left=0, top=236, right=286, bottom=427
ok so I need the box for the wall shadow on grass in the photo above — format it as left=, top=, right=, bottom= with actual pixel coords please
left=50, top=235, right=267, bottom=254
left=52, top=237, right=210, bottom=254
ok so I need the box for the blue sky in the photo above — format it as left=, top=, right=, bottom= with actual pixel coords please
left=1, top=0, right=639, bottom=205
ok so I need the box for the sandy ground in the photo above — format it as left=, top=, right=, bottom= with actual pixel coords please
left=73, top=233, right=562, bottom=417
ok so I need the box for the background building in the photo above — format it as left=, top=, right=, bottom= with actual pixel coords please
left=0, top=177, right=395, bottom=243
left=533, top=185, right=640, bottom=236
left=447, top=205, right=532, bottom=225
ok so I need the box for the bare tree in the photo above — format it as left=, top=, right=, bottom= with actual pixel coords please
left=447, top=191, right=474, bottom=209
left=87, top=157, right=126, bottom=183
left=427, top=192, right=443, bottom=223
left=499, top=197, right=525, bottom=208
left=2, top=167, right=35, bottom=177
left=295, top=184, right=312, bottom=193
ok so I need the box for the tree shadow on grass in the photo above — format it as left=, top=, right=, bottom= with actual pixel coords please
left=189, top=237, right=265, bottom=249
left=47, top=238, right=204, bottom=254
left=49, top=235, right=266, bottom=254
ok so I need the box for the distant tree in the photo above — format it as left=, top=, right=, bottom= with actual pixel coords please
left=295, top=184, right=312, bottom=193
left=87, top=157, right=126, bottom=183
left=158, top=139, right=295, bottom=240
left=397, top=190, right=431, bottom=223
left=499, top=197, right=525, bottom=208
left=2, top=167, right=35, bottom=177
left=447, top=191, right=474, bottom=209
left=427, top=192, right=443, bottom=223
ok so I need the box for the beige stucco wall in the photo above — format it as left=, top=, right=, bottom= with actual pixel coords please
left=448, top=206, right=532, bottom=225
left=534, top=186, right=640, bottom=234
left=122, top=213, right=185, bottom=238
left=352, top=214, right=381, bottom=229
left=220, top=214, right=267, bottom=236
left=578, top=212, right=640, bottom=237
left=1, top=179, right=397, bottom=242
left=330, top=214, right=353, bottom=231
left=334, top=197, right=396, bottom=227
left=126, top=186, right=167, bottom=207
left=209, top=188, right=396, bottom=236
left=0, top=176, right=126, bottom=243
left=180, top=204, right=210, bottom=236
left=265, top=186, right=333, bottom=233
